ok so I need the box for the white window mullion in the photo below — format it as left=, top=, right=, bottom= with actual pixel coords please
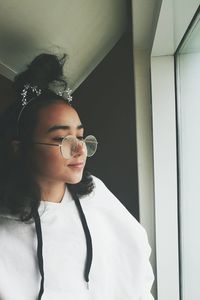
left=151, top=55, right=180, bottom=300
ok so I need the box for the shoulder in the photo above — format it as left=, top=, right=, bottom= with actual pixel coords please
left=0, top=216, right=20, bottom=249
left=0, top=214, right=21, bottom=230
left=90, top=175, right=150, bottom=250
left=91, top=175, right=139, bottom=224
left=91, top=175, right=138, bottom=221
left=0, top=214, right=32, bottom=237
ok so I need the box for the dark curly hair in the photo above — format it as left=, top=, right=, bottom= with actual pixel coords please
left=0, top=53, right=94, bottom=222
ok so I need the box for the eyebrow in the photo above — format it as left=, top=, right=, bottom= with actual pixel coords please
left=47, top=124, right=84, bottom=133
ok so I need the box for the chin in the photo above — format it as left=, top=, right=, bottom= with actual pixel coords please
left=66, top=174, right=83, bottom=184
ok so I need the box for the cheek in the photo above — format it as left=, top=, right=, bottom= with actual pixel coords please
left=30, top=147, right=86, bottom=184
left=32, top=148, right=63, bottom=174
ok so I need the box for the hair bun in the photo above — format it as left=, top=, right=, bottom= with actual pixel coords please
left=14, top=53, right=67, bottom=95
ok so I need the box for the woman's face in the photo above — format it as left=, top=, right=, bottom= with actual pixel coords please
left=31, top=101, right=87, bottom=184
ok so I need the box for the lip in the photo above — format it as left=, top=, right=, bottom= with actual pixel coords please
left=67, top=162, right=85, bottom=169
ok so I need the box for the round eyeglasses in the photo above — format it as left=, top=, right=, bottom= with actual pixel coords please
left=34, top=135, right=98, bottom=159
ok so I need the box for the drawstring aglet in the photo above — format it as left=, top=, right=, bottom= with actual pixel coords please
left=86, top=281, right=89, bottom=290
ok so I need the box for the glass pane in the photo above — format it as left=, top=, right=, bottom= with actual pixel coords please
left=176, top=7, right=200, bottom=300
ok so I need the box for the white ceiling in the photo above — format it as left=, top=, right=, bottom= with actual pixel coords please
left=0, top=0, right=127, bottom=89
left=0, top=0, right=161, bottom=90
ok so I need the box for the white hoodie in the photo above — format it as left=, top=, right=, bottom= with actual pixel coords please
left=0, top=176, right=154, bottom=300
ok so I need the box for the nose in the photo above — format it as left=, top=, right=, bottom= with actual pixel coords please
left=73, top=141, right=87, bottom=157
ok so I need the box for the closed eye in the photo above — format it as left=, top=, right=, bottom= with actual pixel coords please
left=77, top=136, right=84, bottom=141
left=53, top=137, right=64, bottom=142
left=53, top=136, right=84, bottom=142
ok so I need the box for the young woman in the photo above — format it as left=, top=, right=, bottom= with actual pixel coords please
left=0, top=54, right=154, bottom=299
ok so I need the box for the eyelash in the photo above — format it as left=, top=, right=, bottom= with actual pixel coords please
left=78, top=136, right=84, bottom=141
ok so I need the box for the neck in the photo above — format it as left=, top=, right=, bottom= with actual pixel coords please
left=36, top=178, right=66, bottom=203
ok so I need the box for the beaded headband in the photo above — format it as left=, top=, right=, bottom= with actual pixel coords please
left=17, top=83, right=73, bottom=124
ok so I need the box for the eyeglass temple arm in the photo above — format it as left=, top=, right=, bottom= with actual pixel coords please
left=34, top=142, right=61, bottom=147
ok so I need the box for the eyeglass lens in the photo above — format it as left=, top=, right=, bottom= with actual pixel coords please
left=61, top=135, right=98, bottom=159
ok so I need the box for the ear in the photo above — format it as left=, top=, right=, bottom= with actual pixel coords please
left=11, top=140, right=21, bottom=155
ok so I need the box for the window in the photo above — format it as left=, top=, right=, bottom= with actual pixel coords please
left=175, top=6, right=200, bottom=300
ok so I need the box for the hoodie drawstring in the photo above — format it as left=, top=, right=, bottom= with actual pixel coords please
left=33, top=210, right=44, bottom=300
left=33, top=193, right=93, bottom=299
left=72, top=192, right=93, bottom=288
